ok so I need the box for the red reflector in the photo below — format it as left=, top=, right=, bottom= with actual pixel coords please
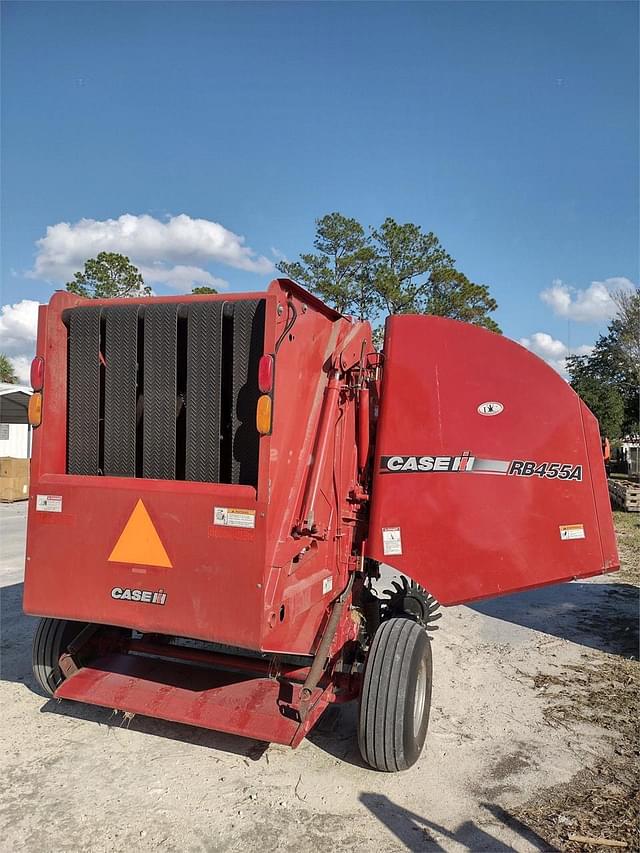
left=30, top=356, right=44, bottom=391
left=258, top=354, right=274, bottom=393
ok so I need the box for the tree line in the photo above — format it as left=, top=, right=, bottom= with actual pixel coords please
left=60, top=214, right=502, bottom=343
left=277, top=213, right=500, bottom=341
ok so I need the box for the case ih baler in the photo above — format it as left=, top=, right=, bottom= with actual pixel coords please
left=23, top=278, right=618, bottom=771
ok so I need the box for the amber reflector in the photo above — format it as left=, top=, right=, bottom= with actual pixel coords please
left=256, top=394, right=272, bottom=435
left=28, top=392, right=43, bottom=427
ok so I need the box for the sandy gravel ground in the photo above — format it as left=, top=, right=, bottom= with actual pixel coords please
left=0, top=502, right=637, bottom=852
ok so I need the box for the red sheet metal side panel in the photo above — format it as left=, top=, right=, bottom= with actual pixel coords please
left=366, top=316, right=619, bottom=605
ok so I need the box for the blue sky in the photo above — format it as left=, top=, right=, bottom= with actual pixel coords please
left=1, top=1, right=638, bottom=381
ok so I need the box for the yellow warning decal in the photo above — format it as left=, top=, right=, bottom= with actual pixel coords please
left=108, top=499, right=172, bottom=568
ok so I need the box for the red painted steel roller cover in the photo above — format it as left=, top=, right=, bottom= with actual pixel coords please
left=366, top=315, right=619, bottom=605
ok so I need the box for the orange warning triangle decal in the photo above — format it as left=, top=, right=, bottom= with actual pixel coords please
left=108, top=499, right=172, bottom=568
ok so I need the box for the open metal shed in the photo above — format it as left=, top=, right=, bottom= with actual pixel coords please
left=0, top=382, right=32, bottom=424
left=0, top=382, right=33, bottom=457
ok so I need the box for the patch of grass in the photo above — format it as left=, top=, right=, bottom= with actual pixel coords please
left=614, top=511, right=640, bottom=583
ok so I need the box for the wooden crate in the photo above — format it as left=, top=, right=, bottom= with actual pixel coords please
left=608, top=478, right=640, bottom=512
left=0, top=476, right=29, bottom=502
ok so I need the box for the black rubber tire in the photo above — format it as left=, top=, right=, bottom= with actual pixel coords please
left=357, top=617, right=433, bottom=772
left=32, top=617, right=88, bottom=696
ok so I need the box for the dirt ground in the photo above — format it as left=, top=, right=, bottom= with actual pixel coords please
left=513, top=512, right=639, bottom=852
left=0, top=503, right=638, bottom=853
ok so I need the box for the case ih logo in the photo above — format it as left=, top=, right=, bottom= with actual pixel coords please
left=111, top=587, right=167, bottom=605
left=380, top=454, right=582, bottom=481
left=381, top=454, right=475, bottom=473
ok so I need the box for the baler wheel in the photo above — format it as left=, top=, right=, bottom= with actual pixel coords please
left=32, top=617, right=88, bottom=696
left=357, top=617, right=432, bottom=772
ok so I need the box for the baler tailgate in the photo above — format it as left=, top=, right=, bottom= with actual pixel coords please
left=55, top=653, right=323, bottom=746
left=367, top=315, right=619, bottom=605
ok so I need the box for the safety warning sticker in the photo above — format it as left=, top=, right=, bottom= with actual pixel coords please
left=36, top=495, right=62, bottom=513
left=382, top=527, right=403, bottom=556
left=560, top=524, right=585, bottom=541
left=214, top=507, right=256, bottom=529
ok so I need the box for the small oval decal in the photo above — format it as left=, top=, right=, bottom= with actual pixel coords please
left=477, top=401, right=504, bottom=416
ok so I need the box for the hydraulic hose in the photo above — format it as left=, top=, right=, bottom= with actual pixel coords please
left=299, top=574, right=355, bottom=717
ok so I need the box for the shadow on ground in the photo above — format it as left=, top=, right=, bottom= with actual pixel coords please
left=469, top=580, right=639, bottom=659
left=306, top=701, right=366, bottom=768
left=0, top=582, right=37, bottom=688
left=359, top=793, right=557, bottom=852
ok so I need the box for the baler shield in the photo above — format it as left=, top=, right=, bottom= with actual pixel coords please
left=367, top=316, right=619, bottom=605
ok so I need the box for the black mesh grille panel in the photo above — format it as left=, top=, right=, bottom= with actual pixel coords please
left=231, top=300, right=265, bottom=486
left=67, top=307, right=101, bottom=475
left=65, top=298, right=265, bottom=486
left=104, top=306, right=139, bottom=477
left=142, top=304, right=178, bottom=480
left=186, top=301, right=223, bottom=482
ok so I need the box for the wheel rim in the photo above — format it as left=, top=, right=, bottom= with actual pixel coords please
left=413, top=655, right=427, bottom=739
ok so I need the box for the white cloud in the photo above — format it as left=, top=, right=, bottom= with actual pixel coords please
left=0, top=300, right=39, bottom=353
left=540, top=277, right=636, bottom=323
left=9, top=355, right=32, bottom=385
left=520, top=331, right=593, bottom=377
left=139, top=264, right=228, bottom=293
left=29, top=213, right=274, bottom=285
left=0, top=300, right=39, bottom=385
left=270, top=246, right=288, bottom=262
